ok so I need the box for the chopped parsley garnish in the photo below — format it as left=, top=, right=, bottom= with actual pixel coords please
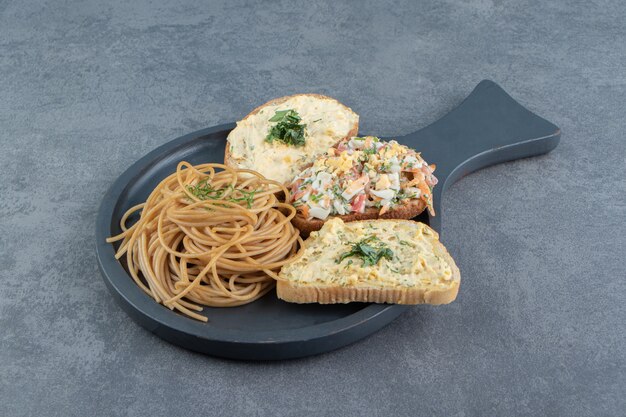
left=336, top=235, right=394, bottom=267
left=353, top=136, right=380, bottom=142
left=391, top=189, right=418, bottom=205
left=265, top=109, right=306, bottom=146
left=310, top=193, right=323, bottom=203
left=331, top=184, right=346, bottom=201
left=363, top=147, right=377, bottom=155
left=187, top=180, right=258, bottom=208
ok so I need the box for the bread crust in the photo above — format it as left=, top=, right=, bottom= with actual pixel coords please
left=277, top=220, right=460, bottom=305
left=276, top=280, right=459, bottom=305
left=291, top=199, right=428, bottom=236
left=224, top=94, right=359, bottom=178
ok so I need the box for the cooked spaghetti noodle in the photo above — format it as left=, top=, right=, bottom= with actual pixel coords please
left=106, top=161, right=303, bottom=321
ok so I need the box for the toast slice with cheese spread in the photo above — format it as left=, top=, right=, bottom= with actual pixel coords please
left=225, top=94, right=359, bottom=184
left=277, top=218, right=460, bottom=305
left=288, top=136, right=438, bottom=235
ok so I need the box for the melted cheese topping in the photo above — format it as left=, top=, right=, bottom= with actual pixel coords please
left=227, top=95, right=358, bottom=184
left=279, top=218, right=454, bottom=288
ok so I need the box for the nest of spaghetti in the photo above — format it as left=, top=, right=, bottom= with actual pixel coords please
left=107, top=162, right=303, bottom=322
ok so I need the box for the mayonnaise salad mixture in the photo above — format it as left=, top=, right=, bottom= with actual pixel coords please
left=288, top=136, right=438, bottom=220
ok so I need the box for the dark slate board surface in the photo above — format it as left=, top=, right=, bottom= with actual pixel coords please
left=1, top=1, right=624, bottom=415
left=96, top=80, right=559, bottom=360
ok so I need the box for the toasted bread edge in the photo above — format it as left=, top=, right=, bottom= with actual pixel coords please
left=291, top=199, right=428, bottom=236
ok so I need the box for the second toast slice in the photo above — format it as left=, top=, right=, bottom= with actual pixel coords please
left=277, top=218, right=460, bottom=305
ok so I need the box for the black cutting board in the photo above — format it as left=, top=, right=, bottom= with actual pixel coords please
left=95, top=80, right=560, bottom=360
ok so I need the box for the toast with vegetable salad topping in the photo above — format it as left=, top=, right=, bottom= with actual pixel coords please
left=225, top=94, right=359, bottom=185
left=288, top=136, right=438, bottom=234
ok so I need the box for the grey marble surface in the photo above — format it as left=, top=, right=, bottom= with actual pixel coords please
left=1, top=0, right=624, bottom=416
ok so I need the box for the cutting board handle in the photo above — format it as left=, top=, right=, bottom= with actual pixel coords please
left=396, top=80, right=561, bottom=232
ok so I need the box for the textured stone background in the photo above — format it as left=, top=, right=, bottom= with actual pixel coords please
left=1, top=0, right=624, bottom=416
